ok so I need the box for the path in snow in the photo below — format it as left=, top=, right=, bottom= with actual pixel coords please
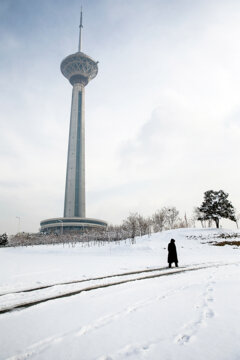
left=0, top=262, right=235, bottom=315
left=4, top=263, right=240, bottom=360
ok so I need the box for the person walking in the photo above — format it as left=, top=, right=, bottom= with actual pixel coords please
left=168, top=239, right=178, bottom=268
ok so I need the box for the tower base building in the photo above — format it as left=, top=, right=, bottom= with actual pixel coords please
left=40, top=217, right=107, bottom=234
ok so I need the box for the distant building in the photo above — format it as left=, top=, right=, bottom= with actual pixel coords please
left=40, top=10, right=107, bottom=234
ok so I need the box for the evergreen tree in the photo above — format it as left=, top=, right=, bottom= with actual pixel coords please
left=198, top=190, right=236, bottom=228
left=0, top=233, right=8, bottom=246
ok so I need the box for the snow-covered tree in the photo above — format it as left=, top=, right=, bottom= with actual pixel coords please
left=235, top=212, right=240, bottom=229
left=164, top=207, right=179, bottom=229
left=137, top=215, right=151, bottom=237
left=0, top=233, right=8, bottom=246
left=122, top=213, right=139, bottom=239
left=192, top=207, right=213, bottom=228
left=152, top=209, right=166, bottom=232
left=198, top=190, right=236, bottom=228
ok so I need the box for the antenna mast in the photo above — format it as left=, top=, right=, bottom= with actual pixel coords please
left=78, top=7, right=83, bottom=52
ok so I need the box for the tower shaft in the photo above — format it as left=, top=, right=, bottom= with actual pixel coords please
left=64, top=83, right=85, bottom=217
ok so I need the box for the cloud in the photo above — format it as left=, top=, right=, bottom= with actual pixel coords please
left=115, top=92, right=240, bottom=221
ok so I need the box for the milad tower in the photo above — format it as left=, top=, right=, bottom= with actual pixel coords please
left=40, top=11, right=107, bottom=233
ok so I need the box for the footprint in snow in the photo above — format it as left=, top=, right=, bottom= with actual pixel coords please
left=206, top=297, right=214, bottom=302
left=204, top=309, right=214, bottom=319
left=176, top=334, right=191, bottom=345
left=176, top=286, right=216, bottom=346
left=127, top=306, right=137, bottom=313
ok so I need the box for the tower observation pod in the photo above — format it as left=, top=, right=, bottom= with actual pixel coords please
left=40, top=10, right=107, bottom=234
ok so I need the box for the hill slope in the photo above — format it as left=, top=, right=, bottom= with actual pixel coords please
left=0, top=228, right=240, bottom=360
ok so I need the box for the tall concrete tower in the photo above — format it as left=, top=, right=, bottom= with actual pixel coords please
left=40, top=11, right=107, bottom=233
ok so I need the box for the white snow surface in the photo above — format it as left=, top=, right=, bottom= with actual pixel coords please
left=0, top=228, right=240, bottom=360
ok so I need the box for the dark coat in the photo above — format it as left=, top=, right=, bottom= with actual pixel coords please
left=168, top=240, right=178, bottom=263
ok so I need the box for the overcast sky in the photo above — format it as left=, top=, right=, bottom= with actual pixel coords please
left=1, top=0, right=240, bottom=234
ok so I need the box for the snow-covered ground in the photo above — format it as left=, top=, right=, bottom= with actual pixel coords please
left=0, top=228, right=240, bottom=360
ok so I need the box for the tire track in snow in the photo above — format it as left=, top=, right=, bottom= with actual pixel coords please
left=0, top=263, right=235, bottom=316
left=0, top=262, right=227, bottom=296
left=0, top=266, right=170, bottom=296
left=0, top=267, right=187, bottom=315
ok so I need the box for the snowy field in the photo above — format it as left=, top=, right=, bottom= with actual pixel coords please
left=0, top=228, right=240, bottom=360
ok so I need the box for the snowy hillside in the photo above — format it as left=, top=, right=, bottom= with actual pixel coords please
left=0, top=228, right=240, bottom=360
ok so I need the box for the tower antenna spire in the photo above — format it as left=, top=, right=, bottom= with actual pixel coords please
left=78, top=6, right=83, bottom=52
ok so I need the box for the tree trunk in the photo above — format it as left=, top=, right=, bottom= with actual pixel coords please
left=215, top=219, right=219, bottom=228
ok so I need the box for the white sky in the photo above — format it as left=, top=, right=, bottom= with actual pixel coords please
left=0, top=0, right=240, bottom=234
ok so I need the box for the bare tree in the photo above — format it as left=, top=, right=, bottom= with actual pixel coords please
left=175, top=217, right=188, bottom=228
left=164, top=207, right=179, bottom=229
left=152, top=209, right=166, bottom=232
left=122, top=213, right=139, bottom=239
left=137, top=215, right=151, bottom=236
left=193, top=207, right=205, bottom=228
left=235, top=211, right=240, bottom=229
